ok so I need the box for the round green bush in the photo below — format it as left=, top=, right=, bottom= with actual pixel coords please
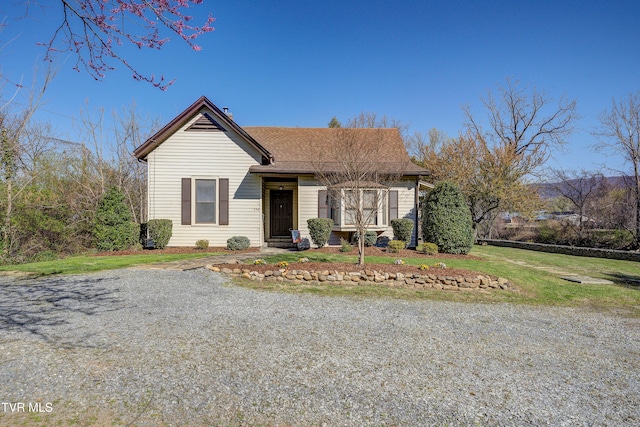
left=354, top=230, right=377, bottom=247
left=420, top=242, right=439, bottom=255
left=387, top=239, right=405, bottom=253
left=227, top=236, right=250, bottom=250
left=421, top=181, right=473, bottom=254
left=195, top=239, right=209, bottom=250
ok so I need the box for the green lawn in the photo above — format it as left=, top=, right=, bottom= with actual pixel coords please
left=245, top=245, right=640, bottom=313
left=0, top=252, right=221, bottom=276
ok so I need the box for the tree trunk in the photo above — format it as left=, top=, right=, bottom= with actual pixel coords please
left=635, top=167, right=640, bottom=249
left=357, top=225, right=366, bottom=266
left=3, top=178, right=11, bottom=258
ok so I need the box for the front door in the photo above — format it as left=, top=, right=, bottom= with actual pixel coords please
left=270, top=190, right=293, bottom=237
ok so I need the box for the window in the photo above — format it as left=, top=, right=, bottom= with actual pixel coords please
left=363, top=190, right=378, bottom=225
left=182, top=177, right=229, bottom=226
left=195, top=179, right=216, bottom=224
left=326, top=188, right=389, bottom=228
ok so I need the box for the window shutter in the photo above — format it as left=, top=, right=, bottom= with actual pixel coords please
left=181, top=178, right=191, bottom=225
left=389, top=190, right=398, bottom=221
left=318, top=190, right=328, bottom=218
left=219, top=178, right=229, bottom=225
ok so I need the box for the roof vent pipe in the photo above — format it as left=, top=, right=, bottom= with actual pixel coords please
left=223, top=107, right=233, bottom=120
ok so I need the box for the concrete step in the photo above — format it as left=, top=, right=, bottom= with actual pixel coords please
left=266, top=238, right=296, bottom=248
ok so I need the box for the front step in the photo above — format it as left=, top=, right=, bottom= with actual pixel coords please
left=266, top=237, right=296, bottom=249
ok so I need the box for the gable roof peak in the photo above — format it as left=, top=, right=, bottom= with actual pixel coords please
left=133, top=96, right=272, bottom=162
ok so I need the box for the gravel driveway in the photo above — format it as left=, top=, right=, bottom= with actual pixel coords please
left=1, top=268, right=639, bottom=426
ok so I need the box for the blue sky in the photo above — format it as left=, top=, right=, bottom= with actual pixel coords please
left=1, top=0, right=639, bottom=175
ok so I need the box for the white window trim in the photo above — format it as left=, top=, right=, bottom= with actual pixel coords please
left=331, top=188, right=389, bottom=230
left=192, top=176, right=219, bottom=225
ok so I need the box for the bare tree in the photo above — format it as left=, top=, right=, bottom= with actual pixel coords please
left=465, top=77, right=578, bottom=176
left=0, top=70, right=53, bottom=259
left=594, top=92, right=640, bottom=248
left=314, top=113, right=406, bottom=265
left=427, top=78, right=578, bottom=237
left=546, top=169, right=605, bottom=243
left=112, top=103, right=156, bottom=223
left=71, top=102, right=155, bottom=224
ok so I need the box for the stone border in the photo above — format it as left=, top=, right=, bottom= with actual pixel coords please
left=207, top=265, right=512, bottom=291
left=478, top=239, right=640, bottom=262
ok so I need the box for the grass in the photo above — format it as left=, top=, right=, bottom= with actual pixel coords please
left=235, top=245, right=640, bottom=314
left=0, top=252, right=221, bottom=276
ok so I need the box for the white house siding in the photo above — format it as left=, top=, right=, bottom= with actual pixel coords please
left=297, top=176, right=324, bottom=242
left=296, top=176, right=418, bottom=247
left=147, top=111, right=263, bottom=247
left=395, top=178, right=419, bottom=247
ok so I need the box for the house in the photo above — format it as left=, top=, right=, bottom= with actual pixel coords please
left=133, top=96, right=430, bottom=248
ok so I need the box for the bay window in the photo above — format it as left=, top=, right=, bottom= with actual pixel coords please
left=326, top=188, right=390, bottom=229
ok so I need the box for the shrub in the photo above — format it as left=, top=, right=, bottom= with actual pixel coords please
left=421, top=181, right=473, bottom=254
left=421, top=242, right=439, bottom=255
left=227, top=236, right=250, bottom=250
left=387, top=240, right=405, bottom=253
left=93, top=187, right=139, bottom=251
left=391, top=218, right=414, bottom=246
left=353, top=230, right=377, bottom=247
left=375, top=235, right=390, bottom=248
left=142, top=219, right=172, bottom=249
left=296, top=237, right=311, bottom=251
left=195, top=239, right=209, bottom=250
left=536, top=221, right=559, bottom=244
left=339, top=237, right=352, bottom=252
left=307, top=218, right=334, bottom=247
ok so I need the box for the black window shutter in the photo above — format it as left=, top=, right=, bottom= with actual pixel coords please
left=389, top=190, right=398, bottom=221
left=318, top=190, right=328, bottom=218
left=219, top=178, right=229, bottom=225
left=181, top=178, right=191, bottom=225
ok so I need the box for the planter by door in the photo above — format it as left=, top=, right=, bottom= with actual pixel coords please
left=270, top=190, right=293, bottom=237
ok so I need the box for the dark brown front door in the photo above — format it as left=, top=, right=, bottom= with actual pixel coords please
left=270, top=190, right=293, bottom=237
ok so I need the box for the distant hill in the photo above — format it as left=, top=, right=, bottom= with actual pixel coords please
left=534, top=176, right=631, bottom=200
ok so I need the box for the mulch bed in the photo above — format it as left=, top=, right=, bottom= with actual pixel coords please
left=224, top=246, right=485, bottom=278
left=96, top=245, right=486, bottom=279
left=95, top=247, right=260, bottom=256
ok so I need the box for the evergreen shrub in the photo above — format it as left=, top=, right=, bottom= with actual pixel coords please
left=421, top=242, right=439, bottom=255
left=421, top=181, right=473, bottom=254
left=195, top=239, right=209, bottom=250
left=387, top=240, right=405, bottom=253
left=307, top=218, right=334, bottom=247
left=391, top=218, right=414, bottom=246
left=144, top=219, right=172, bottom=249
left=354, top=230, right=377, bottom=247
left=227, top=236, right=250, bottom=250
left=93, top=187, right=139, bottom=251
